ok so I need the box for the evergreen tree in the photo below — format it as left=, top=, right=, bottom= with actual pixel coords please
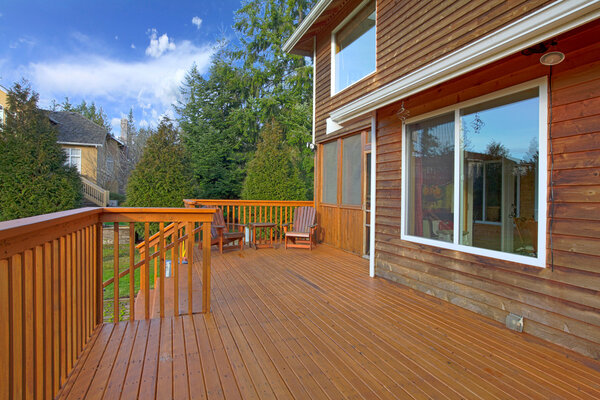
left=242, top=121, right=305, bottom=200
left=0, top=81, right=82, bottom=221
left=126, top=118, right=197, bottom=210
left=177, top=0, right=315, bottom=200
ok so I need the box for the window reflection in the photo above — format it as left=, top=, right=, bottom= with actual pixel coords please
left=334, top=0, right=376, bottom=92
left=406, top=113, right=454, bottom=243
left=460, top=89, right=539, bottom=256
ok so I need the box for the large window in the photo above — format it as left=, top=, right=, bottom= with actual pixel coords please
left=322, top=141, right=338, bottom=204
left=402, top=81, right=547, bottom=267
left=342, top=134, right=362, bottom=205
left=64, top=148, right=82, bottom=173
left=332, top=0, right=376, bottom=94
left=322, top=134, right=364, bottom=206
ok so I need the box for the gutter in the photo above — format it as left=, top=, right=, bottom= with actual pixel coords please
left=283, top=0, right=333, bottom=54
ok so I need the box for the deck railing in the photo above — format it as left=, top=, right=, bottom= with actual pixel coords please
left=0, top=207, right=215, bottom=399
left=81, top=176, right=110, bottom=206
left=183, top=199, right=314, bottom=243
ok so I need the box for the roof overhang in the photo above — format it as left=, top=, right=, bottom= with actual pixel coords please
left=283, top=0, right=333, bottom=55
left=329, top=0, right=600, bottom=128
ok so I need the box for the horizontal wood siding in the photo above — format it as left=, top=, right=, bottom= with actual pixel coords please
left=314, top=0, right=555, bottom=143
left=373, top=21, right=600, bottom=360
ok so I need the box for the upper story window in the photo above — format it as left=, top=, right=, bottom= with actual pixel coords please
left=0, top=104, right=4, bottom=125
left=64, top=148, right=82, bottom=173
left=332, top=0, right=376, bottom=94
left=402, top=79, right=547, bottom=268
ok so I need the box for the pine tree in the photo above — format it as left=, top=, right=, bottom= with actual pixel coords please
left=242, top=121, right=305, bottom=200
left=0, top=81, right=82, bottom=221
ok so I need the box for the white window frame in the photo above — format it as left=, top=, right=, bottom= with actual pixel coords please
left=400, top=78, right=548, bottom=268
left=64, top=148, right=82, bottom=173
left=330, top=0, right=377, bottom=96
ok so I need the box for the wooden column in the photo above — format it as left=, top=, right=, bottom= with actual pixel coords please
left=202, top=221, right=211, bottom=313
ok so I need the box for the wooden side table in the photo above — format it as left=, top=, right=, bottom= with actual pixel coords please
left=249, top=222, right=276, bottom=249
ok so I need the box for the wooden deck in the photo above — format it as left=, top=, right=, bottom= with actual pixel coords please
left=58, top=245, right=600, bottom=399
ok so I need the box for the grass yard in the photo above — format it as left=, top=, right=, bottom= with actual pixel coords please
left=102, top=240, right=186, bottom=322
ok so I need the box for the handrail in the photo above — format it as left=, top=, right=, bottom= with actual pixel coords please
left=0, top=206, right=215, bottom=400
left=183, top=199, right=314, bottom=243
left=81, top=176, right=109, bottom=206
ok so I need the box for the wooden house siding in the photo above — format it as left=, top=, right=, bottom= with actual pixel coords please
left=373, top=21, right=600, bottom=359
left=314, top=0, right=555, bottom=143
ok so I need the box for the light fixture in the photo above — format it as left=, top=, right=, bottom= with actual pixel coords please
left=306, top=142, right=316, bottom=152
left=540, top=51, right=566, bottom=66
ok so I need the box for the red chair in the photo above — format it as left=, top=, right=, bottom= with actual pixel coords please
left=283, top=206, right=318, bottom=250
left=199, top=207, right=245, bottom=253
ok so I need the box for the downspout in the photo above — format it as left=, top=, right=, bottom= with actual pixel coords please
left=369, top=113, right=376, bottom=277
left=312, top=35, right=317, bottom=145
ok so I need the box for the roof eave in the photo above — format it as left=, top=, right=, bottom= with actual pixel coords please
left=283, top=0, right=333, bottom=54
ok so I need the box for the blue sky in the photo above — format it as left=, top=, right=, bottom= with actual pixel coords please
left=0, top=0, right=243, bottom=133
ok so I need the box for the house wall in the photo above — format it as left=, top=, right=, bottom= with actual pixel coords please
left=0, top=88, right=8, bottom=125
left=61, top=145, right=97, bottom=183
left=373, top=21, right=600, bottom=359
left=313, top=0, right=555, bottom=144
left=97, top=138, right=122, bottom=193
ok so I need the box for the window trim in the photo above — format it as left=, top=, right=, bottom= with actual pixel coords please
left=400, top=78, right=548, bottom=268
left=64, top=147, right=82, bottom=174
left=330, top=0, right=376, bottom=96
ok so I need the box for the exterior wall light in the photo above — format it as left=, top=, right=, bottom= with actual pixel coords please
left=540, top=51, right=566, bottom=66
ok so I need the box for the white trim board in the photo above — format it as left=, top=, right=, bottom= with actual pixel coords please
left=330, top=0, right=600, bottom=125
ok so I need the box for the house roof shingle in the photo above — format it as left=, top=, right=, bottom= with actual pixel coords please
left=45, top=110, right=122, bottom=147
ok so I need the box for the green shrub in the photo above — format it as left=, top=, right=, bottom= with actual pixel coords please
left=0, top=82, right=82, bottom=221
left=242, top=121, right=306, bottom=200
left=126, top=119, right=197, bottom=233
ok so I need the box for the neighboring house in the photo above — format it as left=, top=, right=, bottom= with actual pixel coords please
left=285, top=1, right=600, bottom=359
left=0, top=85, right=7, bottom=125
left=46, top=111, right=125, bottom=194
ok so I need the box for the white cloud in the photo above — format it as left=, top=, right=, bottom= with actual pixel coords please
left=145, top=29, right=176, bottom=58
left=111, top=117, right=123, bottom=134
left=130, top=43, right=136, bottom=49
left=192, top=16, right=202, bottom=29
left=28, top=40, right=214, bottom=126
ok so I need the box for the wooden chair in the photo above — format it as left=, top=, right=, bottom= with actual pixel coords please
left=283, top=206, right=318, bottom=250
left=199, top=207, right=245, bottom=253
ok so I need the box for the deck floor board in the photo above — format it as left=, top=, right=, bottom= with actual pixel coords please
left=58, top=245, right=600, bottom=399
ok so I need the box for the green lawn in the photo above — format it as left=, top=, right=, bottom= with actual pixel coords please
left=102, top=240, right=182, bottom=322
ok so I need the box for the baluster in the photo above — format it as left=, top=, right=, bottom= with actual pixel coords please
left=144, top=223, right=150, bottom=319
left=153, top=244, right=157, bottom=288
left=114, top=223, right=119, bottom=322
left=129, top=223, right=135, bottom=321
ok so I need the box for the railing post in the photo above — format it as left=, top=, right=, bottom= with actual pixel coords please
left=202, top=220, right=211, bottom=313
left=113, top=223, right=119, bottom=322
left=144, top=223, right=150, bottom=320
left=95, top=222, right=103, bottom=325
left=187, top=222, right=194, bottom=315
left=129, top=223, right=135, bottom=321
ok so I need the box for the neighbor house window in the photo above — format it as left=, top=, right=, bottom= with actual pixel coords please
left=64, top=148, right=82, bottom=173
left=402, top=80, right=546, bottom=267
left=332, top=0, right=376, bottom=94
left=0, top=104, right=4, bottom=125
